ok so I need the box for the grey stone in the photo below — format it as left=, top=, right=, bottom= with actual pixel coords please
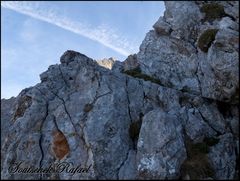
left=136, top=1, right=239, bottom=103
left=153, top=17, right=172, bottom=36
left=164, top=1, right=202, bottom=42
left=136, top=109, right=186, bottom=179
left=1, top=1, right=239, bottom=180
left=123, top=54, right=139, bottom=71
left=118, top=150, right=137, bottom=180
left=208, top=133, right=236, bottom=179
left=1, top=97, right=16, bottom=143
left=184, top=108, right=216, bottom=142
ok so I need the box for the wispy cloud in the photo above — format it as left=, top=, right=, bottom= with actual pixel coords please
left=1, top=1, right=138, bottom=56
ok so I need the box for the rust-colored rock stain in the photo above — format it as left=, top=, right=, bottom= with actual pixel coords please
left=51, top=130, right=70, bottom=160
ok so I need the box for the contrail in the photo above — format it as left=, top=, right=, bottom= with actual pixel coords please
left=1, top=1, right=137, bottom=56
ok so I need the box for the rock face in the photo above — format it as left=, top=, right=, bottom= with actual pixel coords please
left=137, top=1, right=239, bottom=102
left=1, top=97, right=16, bottom=144
left=1, top=1, right=239, bottom=180
left=137, top=109, right=186, bottom=179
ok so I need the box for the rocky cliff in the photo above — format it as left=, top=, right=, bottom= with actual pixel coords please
left=1, top=1, right=239, bottom=180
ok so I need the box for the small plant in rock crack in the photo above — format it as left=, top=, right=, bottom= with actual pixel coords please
left=83, top=103, right=93, bottom=112
left=68, top=132, right=78, bottom=137
left=36, top=127, right=42, bottom=133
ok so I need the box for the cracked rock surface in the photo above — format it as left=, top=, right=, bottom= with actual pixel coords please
left=137, top=1, right=239, bottom=102
left=1, top=1, right=239, bottom=180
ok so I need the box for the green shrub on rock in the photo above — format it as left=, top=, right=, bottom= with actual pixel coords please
left=204, top=137, right=219, bottom=146
left=180, top=153, right=215, bottom=180
left=180, top=137, right=216, bottom=179
left=123, top=67, right=162, bottom=85
left=200, top=3, right=226, bottom=22
left=197, top=29, right=218, bottom=52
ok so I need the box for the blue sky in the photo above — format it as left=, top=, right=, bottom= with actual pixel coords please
left=1, top=1, right=165, bottom=98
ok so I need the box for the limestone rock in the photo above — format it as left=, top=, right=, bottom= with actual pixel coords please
left=136, top=109, right=186, bottom=179
left=118, top=150, right=137, bottom=179
left=1, top=49, right=238, bottom=179
left=123, top=54, right=139, bottom=71
left=1, top=97, right=16, bottom=145
left=153, top=17, right=172, bottom=36
left=1, top=1, right=239, bottom=180
left=96, top=57, right=116, bottom=69
left=137, top=1, right=239, bottom=103
left=208, top=133, right=236, bottom=179
left=164, top=1, right=202, bottom=42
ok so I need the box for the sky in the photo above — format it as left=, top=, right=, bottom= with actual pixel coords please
left=1, top=1, right=165, bottom=99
